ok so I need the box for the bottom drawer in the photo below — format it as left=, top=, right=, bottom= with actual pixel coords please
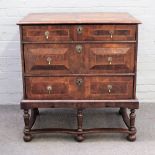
left=86, top=76, right=133, bottom=99
left=25, top=76, right=133, bottom=100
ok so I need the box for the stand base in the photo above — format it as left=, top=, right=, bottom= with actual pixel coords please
left=21, top=99, right=139, bottom=142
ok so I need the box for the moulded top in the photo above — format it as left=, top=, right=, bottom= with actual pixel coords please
left=17, top=12, right=141, bottom=25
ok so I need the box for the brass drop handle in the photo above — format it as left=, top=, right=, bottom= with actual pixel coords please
left=107, top=85, right=112, bottom=93
left=108, top=56, right=112, bottom=65
left=47, top=57, right=52, bottom=65
left=45, top=31, right=49, bottom=39
left=109, top=30, right=114, bottom=39
left=46, top=85, right=52, bottom=94
left=76, top=78, right=83, bottom=86
left=77, top=26, right=83, bottom=34
left=76, top=45, right=82, bottom=53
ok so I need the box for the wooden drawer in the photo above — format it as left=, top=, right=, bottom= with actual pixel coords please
left=86, top=43, right=135, bottom=73
left=22, top=25, right=73, bottom=42
left=25, top=76, right=133, bottom=100
left=76, top=25, right=136, bottom=41
left=24, top=43, right=134, bottom=75
left=22, top=25, right=136, bottom=42
left=25, top=77, right=85, bottom=99
left=24, top=44, right=86, bottom=75
left=85, top=76, right=133, bottom=99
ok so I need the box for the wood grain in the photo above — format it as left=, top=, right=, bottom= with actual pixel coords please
left=24, top=43, right=135, bottom=75
left=18, top=12, right=140, bottom=142
left=17, top=12, right=141, bottom=25
left=25, top=76, right=133, bottom=100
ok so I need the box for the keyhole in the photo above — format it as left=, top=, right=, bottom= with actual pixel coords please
left=77, top=26, right=83, bottom=34
left=76, top=78, right=83, bottom=86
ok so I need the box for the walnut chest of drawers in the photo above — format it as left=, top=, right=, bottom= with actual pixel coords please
left=17, top=12, right=141, bottom=142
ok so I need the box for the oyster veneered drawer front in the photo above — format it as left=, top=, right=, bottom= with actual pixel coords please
left=87, top=43, right=135, bottom=73
left=76, top=25, right=136, bottom=41
left=25, top=77, right=85, bottom=100
left=22, top=25, right=73, bottom=42
left=24, top=44, right=85, bottom=75
left=86, top=76, right=134, bottom=99
left=25, top=76, right=133, bottom=100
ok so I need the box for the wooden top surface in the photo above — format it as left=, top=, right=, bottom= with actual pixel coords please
left=17, top=12, right=141, bottom=25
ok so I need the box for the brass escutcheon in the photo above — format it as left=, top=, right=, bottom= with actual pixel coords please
left=76, top=78, right=83, bottom=86
left=45, top=31, right=49, bottom=39
left=108, top=56, right=112, bottom=65
left=107, top=84, right=112, bottom=93
left=109, top=30, right=114, bottom=39
left=47, top=57, right=52, bottom=65
left=76, top=45, right=82, bottom=53
left=46, top=85, right=52, bottom=94
left=77, top=26, right=83, bottom=34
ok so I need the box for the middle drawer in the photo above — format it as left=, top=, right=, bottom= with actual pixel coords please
left=24, top=43, right=135, bottom=75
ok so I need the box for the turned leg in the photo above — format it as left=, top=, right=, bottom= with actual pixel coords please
left=127, top=109, right=136, bottom=141
left=75, top=109, right=85, bottom=142
left=118, top=107, right=124, bottom=115
left=34, top=108, right=39, bottom=115
left=29, top=108, right=39, bottom=129
left=23, top=109, right=32, bottom=142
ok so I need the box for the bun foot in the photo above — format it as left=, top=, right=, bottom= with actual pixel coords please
left=23, top=135, right=32, bottom=142
left=75, top=134, right=85, bottom=142
left=127, top=134, right=136, bottom=142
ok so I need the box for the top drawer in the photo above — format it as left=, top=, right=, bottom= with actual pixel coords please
left=22, top=25, right=136, bottom=42
left=76, top=25, right=136, bottom=41
left=22, top=25, right=73, bottom=42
